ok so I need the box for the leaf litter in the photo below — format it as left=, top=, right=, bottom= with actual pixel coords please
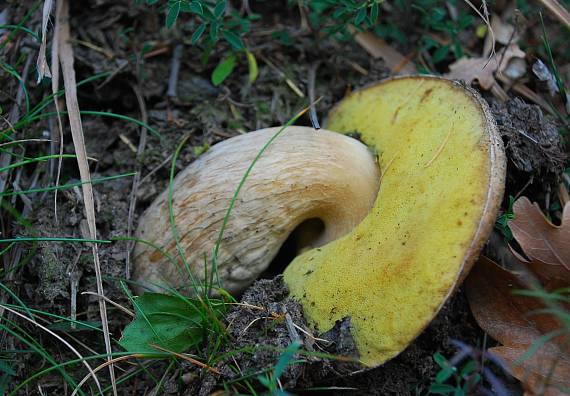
left=466, top=196, right=570, bottom=395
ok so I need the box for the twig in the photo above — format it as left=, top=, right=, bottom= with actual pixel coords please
left=463, top=0, right=495, bottom=61
left=307, top=62, right=321, bottom=130
left=71, top=355, right=144, bottom=396
left=138, top=154, right=173, bottom=186
left=50, top=0, right=64, bottom=223
left=167, top=44, right=183, bottom=98
left=284, top=312, right=302, bottom=344
left=36, top=0, right=53, bottom=82
left=149, top=344, right=221, bottom=374
left=423, top=123, right=454, bottom=168
left=126, top=83, right=149, bottom=278
left=55, top=1, right=117, bottom=394
left=258, top=53, right=305, bottom=98
left=82, top=291, right=134, bottom=317
left=535, top=0, right=570, bottom=30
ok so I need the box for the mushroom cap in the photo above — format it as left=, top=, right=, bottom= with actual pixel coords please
left=133, top=127, right=380, bottom=294
left=283, top=76, right=506, bottom=367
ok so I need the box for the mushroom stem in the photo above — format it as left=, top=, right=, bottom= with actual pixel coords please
left=133, top=126, right=380, bottom=294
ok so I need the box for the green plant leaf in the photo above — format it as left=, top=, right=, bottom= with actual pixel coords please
left=214, top=0, right=227, bottom=18
left=119, top=293, right=204, bottom=355
left=354, top=7, right=367, bottom=25
left=211, top=54, right=236, bottom=86
left=189, top=0, right=204, bottom=15
left=192, top=23, right=207, bottom=44
left=166, top=2, right=181, bottom=28
left=433, top=352, right=447, bottom=368
left=436, top=366, right=455, bottom=383
left=223, top=30, right=244, bottom=50
left=459, top=360, right=476, bottom=377
left=369, top=2, right=379, bottom=25
left=209, top=21, right=220, bottom=41
left=429, top=383, right=456, bottom=394
left=274, top=341, right=301, bottom=380
left=0, top=360, right=15, bottom=376
left=246, top=50, right=258, bottom=83
left=432, top=45, right=450, bottom=63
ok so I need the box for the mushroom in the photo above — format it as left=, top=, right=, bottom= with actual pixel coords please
left=133, top=127, right=381, bottom=294
left=133, top=76, right=506, bottom=367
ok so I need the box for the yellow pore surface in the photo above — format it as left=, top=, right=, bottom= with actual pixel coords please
left=283, top=77, right=493, bottom=366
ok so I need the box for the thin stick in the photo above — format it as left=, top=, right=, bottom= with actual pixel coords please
left=167, top=44, right=183, bottom=98
left=81, top=291, right=134, bottom=317
left=71, top=355, right=143, bottom=396
left=307, top=62, right=321, bottom=130
left=126, top=83, right=149, bottom=278
left=56, top=1, right=117, bottom=393
left=536, top=0, right=570, bottom=30
left=149, top=344, right=221, bottom=374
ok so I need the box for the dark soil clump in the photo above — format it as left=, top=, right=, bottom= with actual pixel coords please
left=195, top=276, right=360, bottom=395
left=192, top=277, right=510, bottom=396
left=491, top=97, right=566, bottom=196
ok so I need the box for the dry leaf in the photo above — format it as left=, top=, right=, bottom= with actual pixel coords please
left=467, top=257, right=563, bottom=349
left=350, top=27, right=417, bottom=75
left=490, top=346, right=570, bottom=396
left=445, top=44, right=525, bottom=90
left=55, top=0, right=117, bottom=393
left=510, top=197, right=570, bottom=271
left=36, top=0, right=53, bottom=82
left=483, top=14, right=518, bottom=57
left=466, top=257, right=570, bottom=395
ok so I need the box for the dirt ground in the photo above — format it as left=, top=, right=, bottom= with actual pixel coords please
left=1, top=0, right=567, bottom=394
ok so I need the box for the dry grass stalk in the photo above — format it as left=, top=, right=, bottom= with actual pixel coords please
left=54, top=0, right=117, bottom=393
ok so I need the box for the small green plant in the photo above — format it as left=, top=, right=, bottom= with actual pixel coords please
left=257, top=341, right=302, bottom=396
left=143, top=0, right=251, bottom=48
left=299, top=0, right=381, bottom=37
left=118, top=291, right=225, bottom=355
left=495, top=195, right=515, bottom=241
left=430, top=352, right=481, bottom=395
left=429, top=341, right=510, bottom=396
left=414, top=0, right=474, bottom=64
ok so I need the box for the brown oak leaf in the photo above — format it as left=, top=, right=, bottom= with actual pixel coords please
left=445, top=44, right=525, bottom=90
left=466, top=257, right=570, bottom=395
left=510, top=197, right=570, bottom=271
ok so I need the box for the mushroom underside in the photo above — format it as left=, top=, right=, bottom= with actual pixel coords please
left=284, top=76, right=505, bottom=367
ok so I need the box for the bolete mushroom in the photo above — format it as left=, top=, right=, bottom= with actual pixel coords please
left=133, top=76, right=506, bottom=367
left=133, top=127, right=381, bottom=294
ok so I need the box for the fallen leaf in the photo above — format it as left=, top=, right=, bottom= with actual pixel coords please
left=466, top=257, right=570, bottom=395
left=36, top=0, right=53, bottom=82
left=483, top=14, right=518, bottom=57
left=509, top=197, right=570, bottom=271
left=350, top=27, right=417, bottom=75
left=467, top=257, right=563, bottom=349
left=445, top=44, right=525, bottom=90
left=490, top=346, right=570, bottom=396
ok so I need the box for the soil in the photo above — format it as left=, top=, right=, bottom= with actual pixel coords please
left=0, top=0, right=566, bottom=395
